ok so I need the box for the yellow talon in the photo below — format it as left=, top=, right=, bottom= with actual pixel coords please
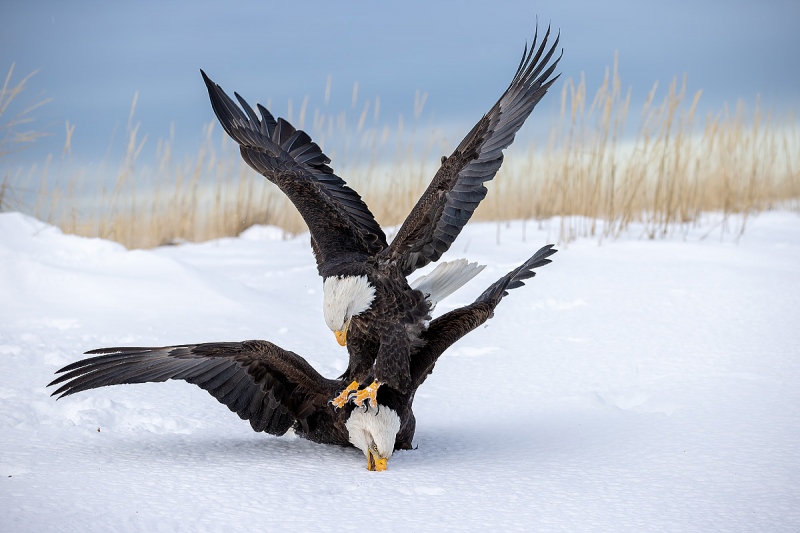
left=352, top=380, right=381, bottom=410
left=330, top=380, right=359, bottom=409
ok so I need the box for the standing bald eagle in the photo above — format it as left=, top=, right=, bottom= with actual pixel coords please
left=49, top=245, right=556, bottom=471
left=200, top=26, right=562, bottom=408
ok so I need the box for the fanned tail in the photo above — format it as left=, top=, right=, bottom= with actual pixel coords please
left=410, top=259, right=486, bottom=311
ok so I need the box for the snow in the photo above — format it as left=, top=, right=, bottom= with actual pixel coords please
left=1, top=211, right=799, bottom=532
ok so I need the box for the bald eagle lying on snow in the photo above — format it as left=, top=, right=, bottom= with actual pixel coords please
left=49, top=26, right=561, bottom=471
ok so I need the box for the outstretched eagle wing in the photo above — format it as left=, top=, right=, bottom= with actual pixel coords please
left=411, top=244, right=557, bottom=386
left=382, top=27, right=562, bottom=276
left=48, top=340, right=341, bottom=435
left=202, top=71, right=387, bottom=274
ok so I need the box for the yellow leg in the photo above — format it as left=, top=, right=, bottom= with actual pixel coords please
left=330, top=380, right=359, bottom=409
left=352, top=381, right=381, bottom=410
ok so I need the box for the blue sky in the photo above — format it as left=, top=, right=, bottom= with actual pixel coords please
left=1, top=0, right=798, bottom=165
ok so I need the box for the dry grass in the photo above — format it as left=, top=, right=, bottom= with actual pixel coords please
left=491, top=59, right=800, bottom=242
left=0, top=64, right=52, bottom=211
left=2, top=60, right=798, bottom=248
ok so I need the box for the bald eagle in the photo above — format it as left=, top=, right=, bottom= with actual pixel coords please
left=199, top=26, right=562, bottom=408
left=49, top=245, right=556, bottom=471
left=49, top=26, right=563, bottom=471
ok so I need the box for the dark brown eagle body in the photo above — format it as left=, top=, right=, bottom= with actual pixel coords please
left=346, top=258, right=431, bottom=392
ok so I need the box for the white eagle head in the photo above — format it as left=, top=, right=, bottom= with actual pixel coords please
left=322, top=275, right=376, bottom=346
left=345, top=406, right=401, bottom=471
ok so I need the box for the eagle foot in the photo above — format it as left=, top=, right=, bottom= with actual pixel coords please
left=330, top=380, right=359, bottom=409
left=352, top=380, right=381, bottom=410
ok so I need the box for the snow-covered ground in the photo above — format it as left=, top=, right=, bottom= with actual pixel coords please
left=1, top=211, right=798, bottom=532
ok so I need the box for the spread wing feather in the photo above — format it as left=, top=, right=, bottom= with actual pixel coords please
left=475, top=244, right=557, bottom=306
left=48, top=341, right=341, bottom=435
left=202, top=71, right=387, bottom=270
left=411, top=244, right=557, bottom=386
left=383, top=26, right=562, bottom=276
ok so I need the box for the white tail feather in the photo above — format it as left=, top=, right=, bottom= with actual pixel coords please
left=410, top=259, right=486, bottom=310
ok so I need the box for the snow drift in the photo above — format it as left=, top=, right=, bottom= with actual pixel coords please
left=1, top=212, right=798, bottom=532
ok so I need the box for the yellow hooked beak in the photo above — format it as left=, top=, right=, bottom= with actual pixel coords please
left=334, top=320, right=350, bottom=346
left=367, top=449, right=388, bottom=472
